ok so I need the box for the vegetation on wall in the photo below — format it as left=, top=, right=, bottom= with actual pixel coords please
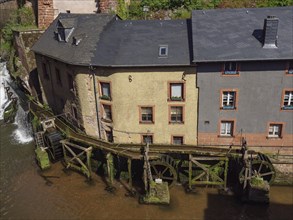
left=0, top=6, right=36, bottom=60
left=120, top=0, right=293, bottom=20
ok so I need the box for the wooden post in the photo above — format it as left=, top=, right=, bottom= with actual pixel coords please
left=224, top=157, right=228, bottom=189
left=86, top=147, right=93, bottom=178
left=127, top=158, right=132, bottom=189
left=106, top=153, right=114, bottom=186
left=188, top=154, right=192, bottom=190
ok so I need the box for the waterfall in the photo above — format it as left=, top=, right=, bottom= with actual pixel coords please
left=0, top=62, right=11, bottom=120
left=12, top=106, right=33, bottom=143
left=0, top=61, right=33, bottom=143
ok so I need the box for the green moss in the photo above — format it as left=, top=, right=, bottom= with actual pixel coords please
left=251, top=176, right=266, bottom=187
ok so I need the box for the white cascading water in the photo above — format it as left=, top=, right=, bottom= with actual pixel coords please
left=0, top=62, right=11, bottom=120
left=0, top=61, right=33, bottom=143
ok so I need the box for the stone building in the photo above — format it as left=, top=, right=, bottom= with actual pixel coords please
left=192, top=7, right=293, bottom=148
left=32, top=6, right=292, bottom=149
left=32, top=14, right=197, bottom=145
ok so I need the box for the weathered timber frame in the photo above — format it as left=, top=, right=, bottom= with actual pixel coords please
left=188, top=154, right=228, bottom=189
left=61, top=140, right=92, bottom=179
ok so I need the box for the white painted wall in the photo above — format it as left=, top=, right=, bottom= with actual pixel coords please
left=53, top=0, right=98, bottom=18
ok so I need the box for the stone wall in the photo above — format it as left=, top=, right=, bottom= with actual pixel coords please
left=12, top=30, right=44, bottom=99
left=0, top=0, right=18, bottom=28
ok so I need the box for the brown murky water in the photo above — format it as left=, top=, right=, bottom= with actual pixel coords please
left=1, top=124, right=293, bottom=220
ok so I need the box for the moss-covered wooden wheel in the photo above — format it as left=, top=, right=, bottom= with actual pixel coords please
left=44, top=130, right=64, bottom=162
left=239, top=154, right=276, bottom=185
left=150, top=155, right=178, bottom=187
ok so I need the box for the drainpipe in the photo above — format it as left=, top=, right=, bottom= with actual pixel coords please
left=90, top=65, right=101, bottom=139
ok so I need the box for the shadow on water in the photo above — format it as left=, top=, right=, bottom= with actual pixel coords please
left=204, top=192, right=293, bottom=220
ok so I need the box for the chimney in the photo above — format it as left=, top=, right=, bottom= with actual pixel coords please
left=263, top=15, right=279, bottom=48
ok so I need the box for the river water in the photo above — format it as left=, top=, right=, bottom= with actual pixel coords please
left=0, top=62, right=293, bottom=220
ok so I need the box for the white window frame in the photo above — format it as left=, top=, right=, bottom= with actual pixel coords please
left=140, top=107, right=153, bottom=123
left=159, top=45, right=168, bottom=57
left=172, top=136, right=184, bottom=145
left=170, top=83, right=183, bottom=100
left=100, top=82, right=111, bottom=100
left=222, top=91, right=236, bottom=109
left=220, top=121, right=234, bottom=136
left=283, top=91, right=293, bottom=109
left=170, top=106, right=183, bottom=123
left=268, top=124, right=282, bottom=138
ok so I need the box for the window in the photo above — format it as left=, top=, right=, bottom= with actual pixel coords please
left=172, top=136, right=184, bottom=145
left=102, top=104, right=112, bottom=121
left=55, top=68, right=62, bottom=86
left=221, top=91, right=237, bottom=110
left=169, top=83, right=184, bottom=101
left=67, top=73, right=74, bottom=91
left=268, top=124, right=282, bottom=138
left=223, top=62, right=239, bottom=75
left=72, top=105, right=78, bottom=120
left=42, top=63, right=49, bottom=80
left=100, top=82, right=111, bottom=100
left=220, top=121, right=234, bottom=136
left=56, top=19, right=74, bottom=42
left=140, top=106, right=154, bottom=123
left=282, top=90, right=293, bottom=110
left=170, top=106, right=183, bottom=123
left=106, top=130, right=113, bottom=142
left=159, top=45, right=168, bottom=57
left=142, top=135, right=153, bottom=144
left=287, top=62, right=293, bottom=74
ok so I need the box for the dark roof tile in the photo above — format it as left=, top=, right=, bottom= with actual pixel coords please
left=191, top=6, right=293, bottom=62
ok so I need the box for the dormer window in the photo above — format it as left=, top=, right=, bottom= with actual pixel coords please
left=56, top=18, right=75, bottom=42
left=159, top=45, right=168, bottom=57
left=223, top=62, right=239, bottom=75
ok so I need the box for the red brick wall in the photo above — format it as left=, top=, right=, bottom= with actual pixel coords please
left=198, top=132, right=293, bottom=147
left=99, top=0, right=117, bottom=13
left=38, top=0, right=54, bottom=29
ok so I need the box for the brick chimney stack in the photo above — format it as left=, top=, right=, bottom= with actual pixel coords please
left=98, top=0, right=118, bottom=13
left=38, top=0, right=54, bottom=29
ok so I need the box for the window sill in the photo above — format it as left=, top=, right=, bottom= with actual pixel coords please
left=168, top=97, right=185, bottom=102
left=281, top=106, right=293, bottom=110
left=102, top=118, right=112, bottom=123
left=220, top=107, right=236, bottom=110
left=100, top=96, right=112, bottom=101
left=223, top=71, right=239, bottom=75
left=218, top=135, right=234, bottom=138
left=169, top=121, right=184, bottom=124
left=139, top=121, right=154, bottom=124
left=266, top=136, right=283, bottom=139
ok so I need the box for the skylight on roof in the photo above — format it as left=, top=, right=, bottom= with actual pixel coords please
left=159, top=45, right=168, bottom=57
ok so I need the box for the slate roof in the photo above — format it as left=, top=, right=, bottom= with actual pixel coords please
left=191, top=6, right=293, bottom=62
left=31, top=13, right=117, bottom=66
left=93, top=19, right=191, bottom=66
left=32, top=14, right=191, bottom=67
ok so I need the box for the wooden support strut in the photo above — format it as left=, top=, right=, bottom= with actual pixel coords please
left=128, top=158, right=132, bottom=189
left=188, top=154, right=228, bottom=189
left=61, top=140, right=92, bottom=179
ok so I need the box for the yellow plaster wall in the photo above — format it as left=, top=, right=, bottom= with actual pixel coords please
left=95, top=67, right=198, bottom=145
